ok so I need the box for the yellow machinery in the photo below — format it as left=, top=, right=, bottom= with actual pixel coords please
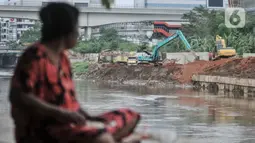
left=99, top=50, right=137, bottom=65
left=113, top=54, right=128, bottom=64
left=127, top=51, right=137, bottom=65
left=210, top=35, right=236, bottom=61
left=113, top=51, right=139, bottom=65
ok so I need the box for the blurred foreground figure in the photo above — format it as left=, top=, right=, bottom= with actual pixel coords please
left=9, top=2, right=142, bottom=143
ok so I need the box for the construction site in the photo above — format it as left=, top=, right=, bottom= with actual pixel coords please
left=81, top=56, right=255, bottom=97
left=72, top=20, right=255, bottom=98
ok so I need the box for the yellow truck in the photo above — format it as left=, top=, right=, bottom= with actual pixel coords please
left=127, top=51, right=137, bottom=65
left=113, top=51, right=138, bottom=65
left=99, top=51, right=138, bottom=65
left=127, top=56, right=137, bottom=65
left=113, top=55, right=128, bottom=64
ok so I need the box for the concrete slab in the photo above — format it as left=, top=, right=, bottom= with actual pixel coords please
left=192, top=75, right=255, bottom=89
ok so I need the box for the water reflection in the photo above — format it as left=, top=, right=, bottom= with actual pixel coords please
left=0, top=79, right=255, bottom=143
left=75, top=81, right=255, bottom=143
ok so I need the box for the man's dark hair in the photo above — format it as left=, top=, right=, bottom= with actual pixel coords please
left=39, top=2, right=79, bottom=42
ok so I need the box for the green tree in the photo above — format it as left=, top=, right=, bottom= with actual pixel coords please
left=181, top=5, right=226, bottom=37
left=20, top=22, right=41, bottom=44
left=6, top=41, right=21, bottom=49
left=101, top=0, right=114, bottom=9
left=73, top=28, right=140, bottom=53
left=137, top=42, right=149, bottom=52
left=119, top=42, right=137, bottom=51
left=180, top=5, right=255, bottom=55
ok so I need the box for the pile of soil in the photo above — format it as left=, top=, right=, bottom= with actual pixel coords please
left=82, top=57, right=255, bottom=85
left=85, top=63, right=182, bottom=84
left=203, top=57, right=255, bottom=78
left=175, top=59, right=232, bottom=83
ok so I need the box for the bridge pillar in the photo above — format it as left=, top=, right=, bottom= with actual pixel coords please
left=85, top=27, right=92, bottom=40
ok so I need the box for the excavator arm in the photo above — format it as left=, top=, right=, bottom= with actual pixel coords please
left=151, top=33, right=179, bottom=60
left=151, top=30, right=199, bottom=61
left=138, top=30, right=199, bottom=63
left=177, top=30, right=199, bottom=60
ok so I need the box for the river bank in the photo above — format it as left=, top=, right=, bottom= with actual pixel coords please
left=73, top=57, right=255, bottom=96
left=73, top=58, right=229, bottom=87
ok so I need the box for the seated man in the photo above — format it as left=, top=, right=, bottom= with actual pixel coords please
left=9, top=2, right=144, bottom=143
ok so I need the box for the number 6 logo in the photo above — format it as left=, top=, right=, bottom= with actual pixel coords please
left=225, top=8, right=246, bottom=28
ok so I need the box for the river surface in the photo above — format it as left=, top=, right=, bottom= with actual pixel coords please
left=0, top=78, right=255, bottom=143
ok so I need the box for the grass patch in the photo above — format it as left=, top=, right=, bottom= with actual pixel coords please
left=72, top=62, right=89, bottom=74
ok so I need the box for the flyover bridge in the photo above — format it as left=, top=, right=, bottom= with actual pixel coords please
left=0, top=5, right=191, bottom=38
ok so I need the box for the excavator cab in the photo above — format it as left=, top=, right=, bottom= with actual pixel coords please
left=137, top=30, right=199, bottom=64
left=216, top=35, right=226, bottom=48
left=210, top=35, right=236, bottom=61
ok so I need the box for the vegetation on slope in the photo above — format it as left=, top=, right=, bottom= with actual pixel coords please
left=18, top=5, right=255, bottom=55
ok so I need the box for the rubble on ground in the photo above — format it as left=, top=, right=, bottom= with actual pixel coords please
left=203, top=57, right=255, bottom=78
left=78, top=57, right=255, bottom=85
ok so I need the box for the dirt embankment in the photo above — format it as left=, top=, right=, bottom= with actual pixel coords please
left=85, top=64, right=181, bottom=83
left=77, top=57, right=255, bottom=86
left=203, top=57, right=255, bottom=78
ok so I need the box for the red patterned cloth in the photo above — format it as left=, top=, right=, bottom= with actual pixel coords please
left=10, top=43, right=140, bottom=143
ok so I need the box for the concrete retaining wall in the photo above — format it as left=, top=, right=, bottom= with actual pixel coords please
left=84, top=53, right=99, bottom=62
left=192, top=75, right=255, bottom=87
left=69, top=53, right=99, bottom=63
left=77, top=52, right=209, bottom=64
left=166, top=52, right=209, bottom=64
left=75, top=53, right=255, bottom=63
left=243, top=53, right=255, bottom=58
left=192, top=75, right=255, bottom=98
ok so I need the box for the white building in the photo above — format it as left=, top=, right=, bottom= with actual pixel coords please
left=4, top=0, right=231, bottom=8
left=4, top=0, right=134, bottom=8
left=5, top=0, right=90, bottom=6
left=0, top=17, right=36, bottom=42
left=134, top=0, right=229, bottom=8
left=134, top=0, right=145, bottom=8
left=143, top=0, right=206, bottom=8
left=114, top=0, right=135, bottom=8
left=241, top=0, right=255, bottom=8
left=0, top=18, right=10, bottom=42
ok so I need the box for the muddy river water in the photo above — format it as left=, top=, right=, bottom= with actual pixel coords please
left=0, top=78, right=255, bottom=143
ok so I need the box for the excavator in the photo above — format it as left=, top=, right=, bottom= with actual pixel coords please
left=209, top=35, right=236, bottom=61
left=137, top=30, right=199, bottom=65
